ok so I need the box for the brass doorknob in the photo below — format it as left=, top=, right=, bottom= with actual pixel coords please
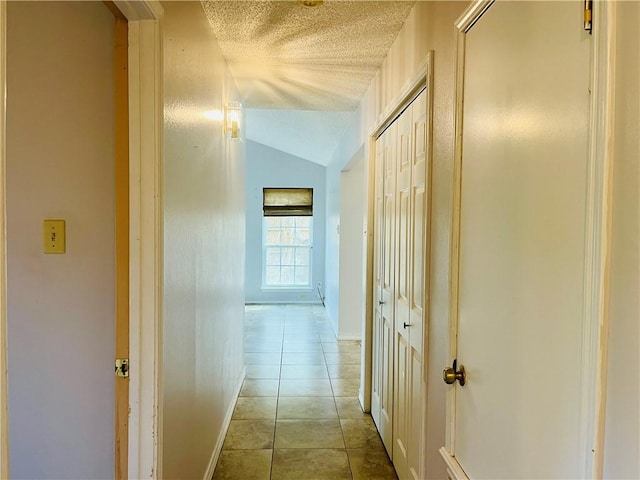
left=443, top=359, right=466, bottom=386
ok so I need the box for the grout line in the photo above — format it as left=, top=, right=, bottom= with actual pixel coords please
left=243, top=304, right=369, bottom=480
left=269, top=312, right=285, bottom=480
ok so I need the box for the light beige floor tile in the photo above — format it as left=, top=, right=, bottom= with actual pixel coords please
left=316, top=332, right=334, bottom=339
left=245, top=325, right=284, bottom=335
left=245, top=364, right=281, bottom=379
left=347, top=448, right=398, bottom=480
left=321, top=342, right=360, bottom=353
left=232, top=397, right=277, bottom=420
left=279, top=378, right=333, bottom=396
left=324, top=351, right=361, bottom=365
left=245, top=321, right=284, bottom=329
left=284, top=324, right=318, bottom=332
left=240, top=379, right=279, bottom=397
left=244, top=331, right=284, bottom=341
left=335, top=397, right=367, bottom=419
left=331, top=377, right=361, bottom=397
left=235, top=304, right=396, bottom=479
left=320, top=333, right=338, bottom=342
left=281, top=352, right=325, bottom=365
left=244, top=341, right=283, bottom=353
left=282, top=341, right=322, bottom=353
left=271, top=449, right=351, bottom=480
left=277, top=397, right=338, bottom=419
left=274, top=419, right=345, bottom=448
left=244, top=352, right=282, bottom=365
left=327, top=364, right=361, bottom=379
left=222, top=420, right=275, bottom=450
left=283, top=332, right=320, bottom=342
left=280, top=364, right=328, bottom=379
left=245, top=322, right=284, bottom=330
left=283, top=329, right=317, bottom=335
left=320, top=341, right=339, bottom=351
left=340, top=418, right=385, bottom=449
left=213, top=449, right=272, bottom=480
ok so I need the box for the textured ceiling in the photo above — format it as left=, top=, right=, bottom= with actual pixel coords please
left=246, top=109, right=355, bottom=165
left=201, top=1, right=415, bottom=111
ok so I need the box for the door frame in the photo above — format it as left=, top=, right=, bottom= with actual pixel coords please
left=363, top=52, right=434, bottom=475
left=439, top=1, right=617, bottom=478
left=0, top=1, right=164, bottom=478
left=0, top=3, right=7, bottom=477
left=112, top=1, right=164, bottom=478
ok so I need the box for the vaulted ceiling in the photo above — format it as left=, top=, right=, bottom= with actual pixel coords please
left=201, top=1, right=415, bottom=164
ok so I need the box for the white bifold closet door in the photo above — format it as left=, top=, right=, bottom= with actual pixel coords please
left=372, top=89, right=427, bottom=480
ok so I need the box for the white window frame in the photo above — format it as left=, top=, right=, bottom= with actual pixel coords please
left=262, top=216, right=314, bottom=290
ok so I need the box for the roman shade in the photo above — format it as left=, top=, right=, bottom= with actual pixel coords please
left=263, top=188, right=313, bottom=216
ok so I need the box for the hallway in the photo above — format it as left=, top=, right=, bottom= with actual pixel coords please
left=213, top=304, right=397, bottom=480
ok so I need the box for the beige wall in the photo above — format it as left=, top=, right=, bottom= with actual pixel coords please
left=6, top=2, right=115, bottom=477
left=349, top=3, right=469, bottom=478
left=603, top=2, right=640, bottom=478
left=162, top=2, right=245, bottom=478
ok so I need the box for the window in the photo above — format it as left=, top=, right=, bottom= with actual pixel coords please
left=263, top=216, right=312, bottom=287
left=262, top=188, right=314, bottom=288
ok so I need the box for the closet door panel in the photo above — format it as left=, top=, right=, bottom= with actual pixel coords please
left=407, top=90, right=427, bottom=479
left=372, top=137, right=384, bottom=428
left=393, top=109, right=412, bottom=477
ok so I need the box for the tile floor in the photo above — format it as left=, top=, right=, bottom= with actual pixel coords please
left=213, top=304, right=398, bottom=480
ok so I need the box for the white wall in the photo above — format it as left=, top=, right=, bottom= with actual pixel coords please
left=336, top=150, right=365, bottom=340
left=324, top=108, right=362, bottom=337
left=326, top=3, right=469, bottom=477
left=6, top=2, right=115, bottom=477
left=325, top=161, right=340, bottom=328
left=602, top=2, right=640, bottom=477
left=162, top=2, right=245, bottom=478
left=245, top=140, right=326, bottom=304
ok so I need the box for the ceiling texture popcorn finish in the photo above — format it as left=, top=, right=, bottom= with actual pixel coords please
left=201, top=1, right=416, bottom=111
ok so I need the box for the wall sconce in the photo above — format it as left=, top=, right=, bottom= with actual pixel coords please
left=224, top=101, right=241, bottom=139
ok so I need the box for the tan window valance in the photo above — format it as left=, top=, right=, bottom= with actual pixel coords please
left=263, top=188, right=313, bottom=216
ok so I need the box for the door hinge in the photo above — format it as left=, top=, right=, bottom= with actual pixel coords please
left=584, top=0, right=593, bottom=33
left=115, top=358, right=129, bottom=378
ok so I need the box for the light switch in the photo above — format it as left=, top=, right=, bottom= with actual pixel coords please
left=43, top=219, right=65, bottom=254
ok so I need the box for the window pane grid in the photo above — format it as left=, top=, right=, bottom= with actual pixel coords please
left=263, top=216, right=312, bottom=287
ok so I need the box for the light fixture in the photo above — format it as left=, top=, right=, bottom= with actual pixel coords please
left=298, top=0, right=323, bottom=6
left=224, top=101, right=242, bottom=139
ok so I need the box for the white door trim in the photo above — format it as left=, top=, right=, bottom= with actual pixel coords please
left=441, top=1, right=616, bottom=478
left=113, top=2, right=165, bottom=479
left=0, top=1, right=163, bottom=478
left=361, top=133, right=376, bottom=413
left=440, top=0, right=494, bottom=464
left=0, top=2, right=8, bottom=477
left=580, top=1, right=617, bottom=477
left=443, top=4, right=494, bottom=463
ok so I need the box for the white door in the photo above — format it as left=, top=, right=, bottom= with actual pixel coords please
left=393, top=89, right=427, bottom=480
left=371, top=123, right=385, bottom=436
left=407, top=91, right=427, bottom=480
left=372, top=123, right=396, bottom=452
left=442, top=1, right=592, bottom=478
left=393, top=98, right=413, bottom=479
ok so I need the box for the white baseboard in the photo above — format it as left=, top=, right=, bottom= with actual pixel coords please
left=244, top=301, right=322, bottom=305
left=202, top=366, right=246, bottom=480
left=337, top=334, right=361, bottom=342
left=358, top=390, right=368, bottom=413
